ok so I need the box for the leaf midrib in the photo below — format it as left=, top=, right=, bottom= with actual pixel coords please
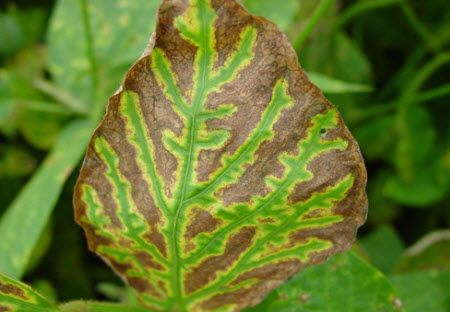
left=169, top=0, right=211, bottom=306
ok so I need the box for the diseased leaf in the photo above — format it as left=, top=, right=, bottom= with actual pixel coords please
left=74, top=0, right=367, bottom=310
left=59, top=301, right=150, bottom=312
left=0, top=272, right=58, bottom=312
left=245, top=251, right=404, bottom=312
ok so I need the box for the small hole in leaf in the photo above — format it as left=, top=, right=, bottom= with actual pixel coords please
left=320, top=128, right=327, bottom=136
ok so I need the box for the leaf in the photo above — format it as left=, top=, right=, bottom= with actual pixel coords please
left=0, top=7, right=46, bottom=58
left=0, top=119, right=94, bottom=278
left=0, top=146, right=36, bottom=178
left=19, top=110, right=65, bottom=150
left=301, top=31, right=372, bottom=84
left=74, top=0, right=367, bottom=311
left=245, top=251, right=404, bottom=312
left=360, top=225, right=404, bottom=274
left=354, top=115, right=396, bottom=160
left=242, top=0, right=299, bottom=31
left=396, top=230, right=450, bottom=272
left=0, top=272, right=58, bottom=312
left=307, top=72, right=374, bottom=94
left=366, top=171, right=401, bottom=226
left=385, top=105, right=448, bottom=207
left=47, top=0, right=160, bottom=110
left=59, top=301, right=150, bottom=312
left=390, top=270, right=450, bottom=312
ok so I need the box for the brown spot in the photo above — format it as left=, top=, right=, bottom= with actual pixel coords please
left=299, top=293, right=309, bottom=303
left=128, top=277, right=163, bottom=300
left=184, top=208, right=221, bottom=252
left=184, top=226, right=256, bottom=294
left=258, top=217, right=276, bottom=224
left=0, top=283, right=27, bottom=300
left=135, top=251, right=165, bottom=271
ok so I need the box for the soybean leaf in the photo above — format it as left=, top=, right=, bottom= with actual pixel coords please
left=301, top=31, right=372, bottom=85
left=47, top=0, right=160, bottom=112
left=246, top=251, right=404, bottom=312
left=242, top=0, right=299, bottom=31
left=366, top=171, right=401, bottom=225
left=307, top=72, right=374, bottom=94
left=386, top=105, right=448, bottom=207
left=0, top=119, right=94, bottom=278
left=360, top=225, right=404, bottom=274
left=354, top=115, right=396, bottom=160
left=0, top=146, right=36, bottom=178
left=396, top=230, right=450, bottom=272
left=391, top=270, right=450, bottom=312
left=0, top=272, right=58, bottom=312
left=74, top=0, right=367, bottom=310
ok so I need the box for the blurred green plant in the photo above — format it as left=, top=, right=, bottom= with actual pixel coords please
left=0, top=0, right=449, bottom=311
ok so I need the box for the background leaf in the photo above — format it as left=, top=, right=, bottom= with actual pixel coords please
left=0, top=119, right=93, bottom=278
left=245, top=251, right=404, bottom=312
left=391, top=270, right=450, bottom=312
left=242, top=0, right=300, bottom=31
left=360, top=225, right=404, bottom=274
left=47, top=0, right=159, bottom=112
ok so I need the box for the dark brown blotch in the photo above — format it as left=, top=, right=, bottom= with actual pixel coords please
left=184, top=226, right=256, bottom=294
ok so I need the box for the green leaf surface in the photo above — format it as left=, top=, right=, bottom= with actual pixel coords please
left=396, top=230, right=450, bottom=272
left=0, top=272, right=58, bottom=312
left=307, top=72, right=374, bottom=94
left=0, top=119, right=94, bottom=278
left=0, top=146, right=36, bottom=178
left=242, top=0, right=299, bottom=31
left=47, top=0, right=159, bottom=110
left=385, top=122, right=448, bottom=208
left=74, top=0, right=367, bottom=310
left=391, top=270, right=450, bottom=312
left=354, top=115, right=396, bottom=160
left=301, top=31, right=372, bottom=84
left=361, top=225, right=404, bottom=274
left=246, top=251, right=404, bottom=312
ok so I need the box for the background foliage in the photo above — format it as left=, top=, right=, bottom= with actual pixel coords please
left=0, top=0, right=448, bottom=311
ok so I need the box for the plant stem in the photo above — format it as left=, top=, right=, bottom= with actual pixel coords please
left=294, top=0, right=334, bottom=51
left=80, top=0, right=100, bottom=117
left=334, top=0, right=401, bottom=28
left=33, top=78, right=88, bottom=115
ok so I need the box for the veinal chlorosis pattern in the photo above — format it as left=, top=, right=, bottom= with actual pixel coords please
left=0, top=273, right=57, bottom=312
left=74, top=0, right=367, bottom=311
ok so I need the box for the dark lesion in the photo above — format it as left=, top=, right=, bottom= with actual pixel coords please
left=184, top=207, right=222, bottom=253
left=0, top=283, right=28, bottom=301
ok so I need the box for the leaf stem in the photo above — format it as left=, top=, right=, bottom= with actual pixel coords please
left=33, top=78, right=88, bottom=115
left=294, top=0, right=334, bottom=51
left=80, top=0, right=100, bottom=117
left=334, top=0, right=401, bottom=29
